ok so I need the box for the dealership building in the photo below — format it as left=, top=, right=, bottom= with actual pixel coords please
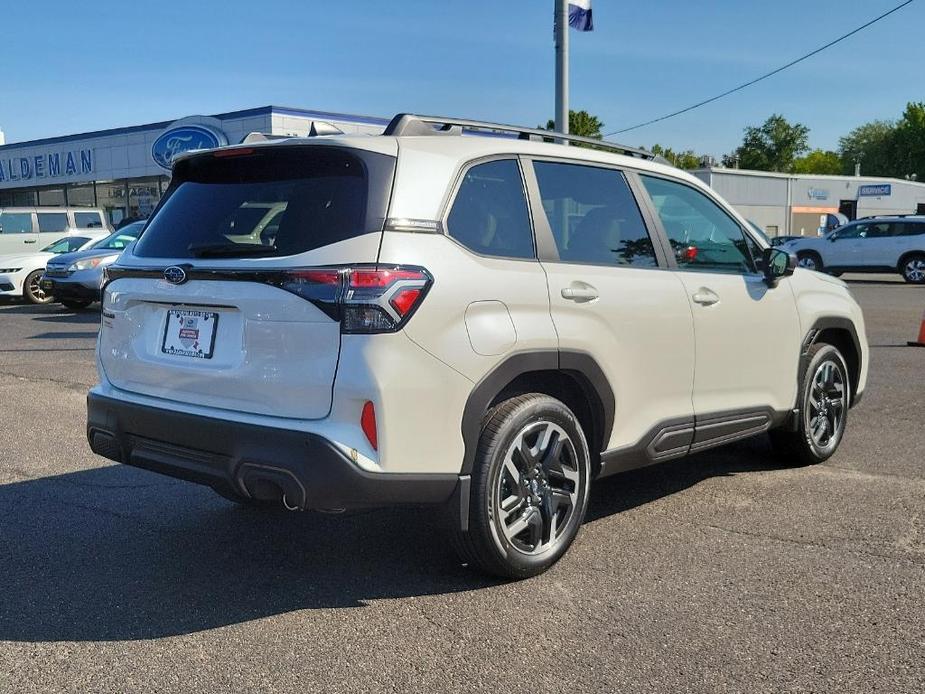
left=691, top=167, right=925, bottom=238
left=0, top=106, right=388, bottom=226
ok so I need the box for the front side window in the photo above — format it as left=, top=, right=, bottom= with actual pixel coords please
left=641, top=175, right=755, bottom=274
left=0, top=212, right=34, bottom=234
left=533, top=161, right=657, bottom=267
left=446, top=159, right=534, bottom=259
left=37, top=212, right=68, bottom=233
left=74, top=212, right=105, bottom=229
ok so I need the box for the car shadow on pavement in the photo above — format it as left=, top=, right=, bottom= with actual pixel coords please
left=0, top=303, right=99, bottom=322
left=0, top=437, right=783, bottom=642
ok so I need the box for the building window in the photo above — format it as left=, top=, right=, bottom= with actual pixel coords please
left=37, top=187, right=66, bottom=206
left=67, top=183, right=96, bottom=207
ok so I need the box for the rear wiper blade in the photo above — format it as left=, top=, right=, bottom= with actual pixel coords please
left=188, top=243, right=278, bottom=258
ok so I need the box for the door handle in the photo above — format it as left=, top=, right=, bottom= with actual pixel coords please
left=561, top=283, right=599, bottom=302
left=692, top=288, right=719, bottom=306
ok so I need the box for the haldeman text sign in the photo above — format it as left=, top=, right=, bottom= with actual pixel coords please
left=0, top=148, right=93, bottom=183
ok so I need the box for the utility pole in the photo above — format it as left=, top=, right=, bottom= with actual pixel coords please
left=554, top=0, right=569, bottom=142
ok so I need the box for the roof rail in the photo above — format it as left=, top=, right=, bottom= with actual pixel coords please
left=383, top=113, right=656, bottom=160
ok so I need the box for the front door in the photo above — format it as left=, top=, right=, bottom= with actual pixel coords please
left=638, top=174, right=801, bottom=421
left=0, top=211, right=39, bottom=254
left=526, top=159, right=696, bottom=455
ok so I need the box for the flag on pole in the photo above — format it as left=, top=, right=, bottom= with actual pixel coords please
left=568, top=0, right=593, bottom=31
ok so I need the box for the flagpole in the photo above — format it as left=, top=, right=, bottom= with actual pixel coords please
left=554, top=0, right=569, bottom=141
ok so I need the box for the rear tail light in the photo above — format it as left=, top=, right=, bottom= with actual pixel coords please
left=279, top=265, right=432, bottom=333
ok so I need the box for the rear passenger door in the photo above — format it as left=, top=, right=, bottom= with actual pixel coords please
left=36, top=211, right=71, bottom=247
left=73, top=210, right=107, bottom=233
left=637, top=174, right=801, bottom=422
left=0, top=211, right=38, bottom=254
left=525, top=159, right=696, bottom=461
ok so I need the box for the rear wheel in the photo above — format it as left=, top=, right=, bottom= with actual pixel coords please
left=60, top=299, right=92, bottom=310
left=450, top=393, right=591, bottom=579
left=797, top=251, right=823, bottom=272
left=771, top=343, right=849, bottom=466
left=23, top=270, right=52, bottom=304
left=900, top=253, right=925, bottom=284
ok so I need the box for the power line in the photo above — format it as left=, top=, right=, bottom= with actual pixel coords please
left=604, top=0, right=917, bottom=136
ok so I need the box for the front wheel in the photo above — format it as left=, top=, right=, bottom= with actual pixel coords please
left=900, top=253, right=925, bottom=284
left=771, top=343, right=850, bottom=466
left=23, top=270, right=52, bottom=304
left=450, top=393, right=592, bottom=579
left=797, top=251, right=823, bottom=272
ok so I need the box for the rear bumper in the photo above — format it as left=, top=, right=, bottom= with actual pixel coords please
left=87, top=391, right=458, bottom=510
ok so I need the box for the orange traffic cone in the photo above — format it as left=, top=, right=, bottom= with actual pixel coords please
left=909, top=309, right=925, bottom=347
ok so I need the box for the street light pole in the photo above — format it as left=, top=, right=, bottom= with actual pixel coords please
left=554, top=0, right=569, bottom=141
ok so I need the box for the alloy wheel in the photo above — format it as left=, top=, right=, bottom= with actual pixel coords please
left=904, top=258, right=925, bottom=283
left=798, top=255, right=818, bottom=270
left=491, top=421, right=581, bottom=556
left=28, top=274, right=48, bottom=303
left=806, top=360, right=846, bottom=451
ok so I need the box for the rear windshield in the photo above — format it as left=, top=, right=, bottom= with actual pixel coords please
left=134, top=146, right=395, bottom=259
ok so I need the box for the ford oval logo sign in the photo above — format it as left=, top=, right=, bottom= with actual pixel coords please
left=164, top=266, right=188, bottom=285
left=151, top=125, right=223, bottom=170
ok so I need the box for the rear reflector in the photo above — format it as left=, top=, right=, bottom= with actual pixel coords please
left=361, top=401, right=378, bottom=450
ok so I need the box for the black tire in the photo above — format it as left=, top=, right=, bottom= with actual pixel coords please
left=796, top=251, right=823, bottom=273
left=23, top=270, right=52, bottom=305
left=770, top=343, right=850, bottom=466
left=899, top=253, right=925, bottom=284
left=60, top=299, right=92, bottom=310
left=450, top=393, right=592, bottom=580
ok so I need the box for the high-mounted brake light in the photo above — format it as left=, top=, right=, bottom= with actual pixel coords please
left=213, top=147, right=255, bottom=158
left=278, top=265, right=432, bottom=334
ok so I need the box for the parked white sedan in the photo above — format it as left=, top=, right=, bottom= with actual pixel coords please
left=0, top=233, right=109, bottom=304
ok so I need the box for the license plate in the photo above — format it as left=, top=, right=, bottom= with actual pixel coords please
left=161, top=309, right=219, bottom=359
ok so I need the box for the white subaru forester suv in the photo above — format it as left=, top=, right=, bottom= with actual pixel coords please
left=87, top=115, right=868, bottom=579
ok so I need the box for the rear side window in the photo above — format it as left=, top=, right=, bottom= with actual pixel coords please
left=134, top=146, right=395, bottom=259
left=446, top=159, right=534, bottom=259
left=74, top=212, right=104, bottom=229
left=898, top=223, right=925, bottom=236
left=37, top=212, right=68, bottom=233
left=533, top=161, right=656, bottom=267
left=0, top=212, right=33, bottom=233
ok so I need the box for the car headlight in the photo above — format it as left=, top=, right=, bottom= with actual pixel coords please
left=68, top=254, right=120, bottom=272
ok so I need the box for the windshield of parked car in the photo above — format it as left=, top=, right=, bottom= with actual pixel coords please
left=90, top=229, right=140, bottom=251
left=133, top=146, right=395, bottom=259
left=42, top=236, right=92, bottom=254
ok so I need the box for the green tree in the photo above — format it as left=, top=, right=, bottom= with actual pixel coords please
left=793, top=149, right=842, bottom=175
left=648, top=144, right=703, bottom=169
left=541, top=110, right=603, bottom=146
left=893, top=101, right=925, bottom=179
left=732, top=114, right=810, bottom=172
left=838, top=120, right=896, bottom=176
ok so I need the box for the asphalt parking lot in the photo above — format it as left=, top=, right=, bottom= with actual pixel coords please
left=0, top=277, right=923, bottom=694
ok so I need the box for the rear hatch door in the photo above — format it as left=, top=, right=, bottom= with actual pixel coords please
left=99, top=142, right=396, bottom=419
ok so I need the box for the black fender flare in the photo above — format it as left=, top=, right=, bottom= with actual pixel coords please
left=459, top=350, right=615, bottom=475
left=801, top=316, right=863, bottom=407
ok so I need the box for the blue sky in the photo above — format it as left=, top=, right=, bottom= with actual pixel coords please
left=2, top=0, right=921, bottom=156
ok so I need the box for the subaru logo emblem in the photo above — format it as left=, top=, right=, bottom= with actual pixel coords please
left=164, top=266, right=188, bottom=285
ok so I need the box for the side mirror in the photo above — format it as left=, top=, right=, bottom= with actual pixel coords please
left=828, top=233, right=838, bottom=241
left=761, top=247, right=796, bottom=287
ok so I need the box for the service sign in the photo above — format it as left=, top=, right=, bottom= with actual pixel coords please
left=858, top=184, right=892, bottom=197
